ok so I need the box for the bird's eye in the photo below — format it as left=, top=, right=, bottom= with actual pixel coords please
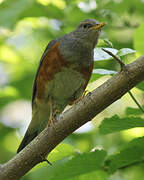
left=83, top=23, right=92, bottom=29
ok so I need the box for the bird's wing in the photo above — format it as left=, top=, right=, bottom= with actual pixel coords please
left=32, top=39, right=58, bottom=105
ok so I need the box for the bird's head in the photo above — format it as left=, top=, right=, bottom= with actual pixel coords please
left=73, top=19, right=105, bottom=48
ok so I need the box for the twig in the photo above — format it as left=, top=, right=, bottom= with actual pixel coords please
left=128, top=91, right=144, bottom=113
left=41, top=159, right=52, bottom=166
left=102, top=48, right=125, bottom=68
left=102, top=48, right=144, bottom=113
left=40, top=155, right=52, bottom=166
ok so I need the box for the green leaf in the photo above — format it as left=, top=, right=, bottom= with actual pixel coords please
left=30, top=150, right=107, bottom=180
left=99, top=115, right=144, bottom=135
left=134, top=22, right=144, bottom=54
left=51, top=150, right=107, bottom=180
left=94, top=48, right=118, bottom=61
left=89, top=69, right=116, bottom=83
left=106, top=137, right=144, bottom=173
left=73, top=170, right=108, bottom=180
left=94, top=48, right=135, bottom=62
left=126, top=107, right=144, bottom=116
left=97, top=39, right=113, bottom=48
left=136, top=81, right=144, bottom=91
left=30, top=143, right=75, bottom=175
left=89, top=74, right=104, bottom=83
left=116, top=48, right=136, bottom=57
left=48, top=143, right=75, bottom=163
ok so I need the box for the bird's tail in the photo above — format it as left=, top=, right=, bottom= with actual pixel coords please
left=17, top=99, right=64, bottom=153
left=17, top=129, right=38, bottom=153
left=17, top=112, right=48, bottom=153
left=17, top=101, right=53, bottom=153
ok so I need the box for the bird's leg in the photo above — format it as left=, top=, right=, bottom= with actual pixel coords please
left=47, top=97, right=56, bottom=129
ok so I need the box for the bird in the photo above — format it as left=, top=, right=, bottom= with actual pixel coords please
left=17, top=19, right=105, bottom=153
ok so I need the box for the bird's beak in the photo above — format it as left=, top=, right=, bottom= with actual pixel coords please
left=89, top=22, right=105, bottom=31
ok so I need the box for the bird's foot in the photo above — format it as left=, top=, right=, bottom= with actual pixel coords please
left=47, top=109, right=60, bottom=129
left=69, top=90, right=88, bottom=105
left=47, top=97, right=56, bottom=130
left=53, top=109, right=60, bottom=117
left=47, top=113, right=56, bottom=130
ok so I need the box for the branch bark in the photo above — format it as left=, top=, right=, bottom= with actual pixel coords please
left=0, top=55, right=144, bottom=180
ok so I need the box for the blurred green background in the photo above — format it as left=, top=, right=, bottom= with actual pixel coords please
left=0, top=0, right=144, bottom=179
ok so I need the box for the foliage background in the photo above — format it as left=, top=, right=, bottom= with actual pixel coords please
left=0, top=0, right=144, bottom=179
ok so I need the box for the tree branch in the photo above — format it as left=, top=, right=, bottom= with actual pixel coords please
left=0, top=55, right=144, bottom=180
